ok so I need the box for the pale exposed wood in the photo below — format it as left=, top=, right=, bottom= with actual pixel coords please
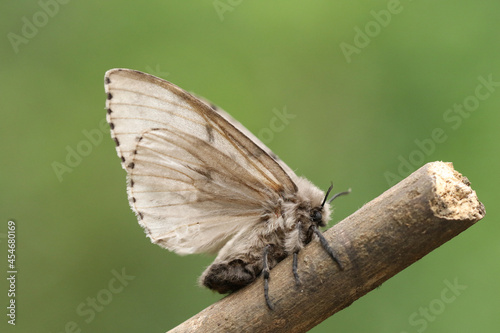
left=167, top=161, right=485, bottom=333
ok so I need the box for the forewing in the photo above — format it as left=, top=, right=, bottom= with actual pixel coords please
left=194, top=94, right=298, bottom=180
left=105, top=69, right=297, bottom=254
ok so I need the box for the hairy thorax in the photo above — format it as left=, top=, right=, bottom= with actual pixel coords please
left=200, top=182, right=329, bottom=294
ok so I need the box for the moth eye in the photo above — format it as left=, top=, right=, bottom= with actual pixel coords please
left=312, top=210, right=322, bottom=223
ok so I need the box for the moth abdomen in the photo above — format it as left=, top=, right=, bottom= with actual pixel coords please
left=201, top=259, right=258, bottom=294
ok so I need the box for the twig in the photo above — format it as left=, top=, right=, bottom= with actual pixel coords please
left=167, top=161, right=485, bottom=333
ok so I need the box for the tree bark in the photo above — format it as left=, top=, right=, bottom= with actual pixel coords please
left=167, top=161, right=485, bottom=333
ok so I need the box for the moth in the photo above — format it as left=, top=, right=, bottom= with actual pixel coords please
left=104, top=69, right=349, bottom=309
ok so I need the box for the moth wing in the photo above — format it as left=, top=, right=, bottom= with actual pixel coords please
left=105, top=69, right=297, bottom=254
left=193, top=95, right=298, bottom=180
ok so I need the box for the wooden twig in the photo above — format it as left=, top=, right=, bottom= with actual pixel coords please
left=167, top=161, right=485, bottom=333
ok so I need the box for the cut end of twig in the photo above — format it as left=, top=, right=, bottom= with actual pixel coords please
left=428, top=162, right=486, bottom=221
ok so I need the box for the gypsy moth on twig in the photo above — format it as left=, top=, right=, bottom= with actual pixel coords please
left=104, top=69, right=349, bottom=309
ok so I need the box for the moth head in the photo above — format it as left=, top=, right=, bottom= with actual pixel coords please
left=310, top=207, right=326, bottom=226
left=310, top=184, right=351, bottom=227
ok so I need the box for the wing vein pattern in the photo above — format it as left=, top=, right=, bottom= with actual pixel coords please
left=105, top=69, right=297, bottom=254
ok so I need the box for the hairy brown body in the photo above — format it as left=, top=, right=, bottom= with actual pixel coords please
left=199, top=181, right=339, bottom=299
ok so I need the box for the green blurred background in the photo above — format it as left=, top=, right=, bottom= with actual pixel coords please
left=1, top=0, right=498, bottom=332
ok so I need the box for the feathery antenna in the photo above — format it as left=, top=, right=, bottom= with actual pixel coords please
left=321, top=183, right=351, bottom=207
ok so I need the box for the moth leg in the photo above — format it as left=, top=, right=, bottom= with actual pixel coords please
left=263, top=244, right=274, bottom=310
left=293, top=252, right=301, bottom=286
left=292, top=222, right=302, bottom=286
left=311, top=225, right=343, bottom=270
